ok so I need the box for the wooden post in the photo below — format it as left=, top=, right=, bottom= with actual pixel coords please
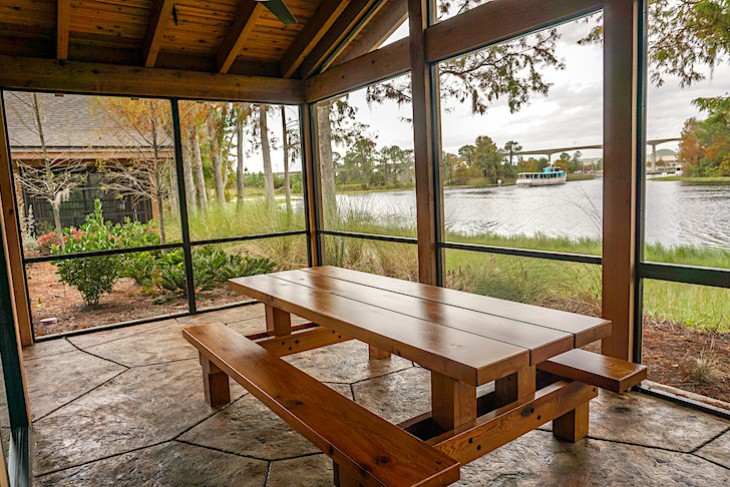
left=430, top=372, right=477, bottom=431
left=408, top=0, right=439, bottom=285
left=265, top=304, right=292, bottom=336
left=0, top=95, right=33, bottom=347
left=494, top=366, right=536, bottom=406
left=200, top=353, right=230, bottom=408
left=301, top=104, right=322, bottom=266
left=553, top=402, right=590, bottom=442
left=601, top=0, right=640, bottom=361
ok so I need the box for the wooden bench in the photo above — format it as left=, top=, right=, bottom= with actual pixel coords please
left=183, top=322, right=460, bottom=487
left=538, top=349, right=647, bottom=393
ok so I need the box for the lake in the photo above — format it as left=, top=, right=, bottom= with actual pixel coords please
left=336, top=178, right=730, bottom=249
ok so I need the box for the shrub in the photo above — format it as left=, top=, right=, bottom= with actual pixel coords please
left=37, top=231, right=61, bottom=256
left=53, top=201, right=123, bottom=305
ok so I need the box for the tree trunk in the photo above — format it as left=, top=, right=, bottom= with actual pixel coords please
left=317, top=102, right=336, bottom=223
left=280, top=106, right=292, bottom=213
left=153, top=167, right=167, bottom=244
left=183, top=130, right=197, bottom=212
left=236, top=113, right=245, bottom=211
left=191, top=126, right=208, bottom=211
left=51, top=202, right=63, bottom=248
left=209, top=127, right=226, bottom=207
left=259, top=105, right=275, bottom=208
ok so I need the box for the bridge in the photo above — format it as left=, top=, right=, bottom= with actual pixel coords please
left=513, top=137, right=682, bottom=170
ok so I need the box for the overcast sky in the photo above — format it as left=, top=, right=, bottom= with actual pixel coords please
left=246, top=12, right=730, bottom=172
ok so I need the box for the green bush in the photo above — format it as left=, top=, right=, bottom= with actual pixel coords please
left=53, top=201, right=123, bottom=306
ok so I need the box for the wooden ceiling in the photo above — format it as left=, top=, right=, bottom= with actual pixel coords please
left=0, top=0, right=407, bottom=79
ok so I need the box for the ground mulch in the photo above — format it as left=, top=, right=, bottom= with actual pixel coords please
left=26, top=262, right=240, bottom=337
left=24, top=262, right=729, bottom=404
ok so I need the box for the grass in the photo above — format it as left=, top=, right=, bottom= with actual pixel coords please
left=157, top=200, right=728, bottom=333
left=656, top=176, right=730, bottom=183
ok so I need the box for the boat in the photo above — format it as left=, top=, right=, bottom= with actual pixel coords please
left=516, top=166, right=567, bottom=186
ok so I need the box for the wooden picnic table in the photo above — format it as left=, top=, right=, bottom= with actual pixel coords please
left=185, top=266, right=646, bottom=486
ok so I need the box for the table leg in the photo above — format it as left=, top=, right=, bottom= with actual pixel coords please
left=368, top=344, right=391, bottom=360
left=333, top=462, right=362, bottom=487
left=494, top=366, right=536, bottom=407
left=431, top=372, right=477, bottom=431
left=553, top=402, right=590, bottom=442
left=265, top=304, right=291, bottom=337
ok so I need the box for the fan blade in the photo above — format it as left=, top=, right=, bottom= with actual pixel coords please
left=260, top=0, right=298, bottom=25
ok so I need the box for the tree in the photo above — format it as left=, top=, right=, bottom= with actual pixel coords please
left=458, top=144, right=477, bottom=166
left=255, top=104, right=276, bottom=208
left=503, top=140, right=523, bottom=165
left=280, top=106, right=301, bottom=213
left=343, top=134, right=379, bottom=187
left=679, top=117, right=704, bottom=166
left=206, top=103, right=231, bottom=207
left=380, top=145, right=414, bottom=186
left=473, top=135, right=505, bottom=182
left=8, top=93, right=85, bottom=249
left=691, top=95, right=730, bottom=176
left=94, top=98, right=174, bottom=244
left=233, top=103, right=252, bottom=211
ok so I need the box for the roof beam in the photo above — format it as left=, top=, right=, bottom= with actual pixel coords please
left=279, top=0, right=352, bottom=78
left=331, top=0, right=408, bottom=66
left=0, top=55, right=305, bottom=104
left=143, top=0, right=175, bottom=68
left=217, top=2, right=265, bottom=74
left=298, top=0, right=383, bottom=79
left=57, top=0, right=71, bottom=60
left=305, top=37, right=409, bottom=102
left=425, top=0, right=603, bottom=63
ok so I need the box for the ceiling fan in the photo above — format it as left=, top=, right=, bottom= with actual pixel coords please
left=255, top=0, right=298, bottom=25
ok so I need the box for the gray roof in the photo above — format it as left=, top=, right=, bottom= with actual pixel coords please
left=3, top=92, right=172, bottom=150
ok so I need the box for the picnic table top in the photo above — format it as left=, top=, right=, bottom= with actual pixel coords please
left=228, top=266, right=611, bottom=387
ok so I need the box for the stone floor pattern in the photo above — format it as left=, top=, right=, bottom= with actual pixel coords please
left=23, top=304, right=730, bottom=486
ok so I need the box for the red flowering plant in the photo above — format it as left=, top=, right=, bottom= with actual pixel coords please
left=37, top=232, right=61, bottom=255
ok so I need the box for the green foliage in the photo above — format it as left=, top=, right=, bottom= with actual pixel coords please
left=680, top=95, right=730, bottom=176
left=53, top=201, right=123, bottom=306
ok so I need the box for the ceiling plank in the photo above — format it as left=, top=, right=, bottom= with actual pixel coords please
left=57, top=0, right=71, bottom=60
left=217, top=2, right=266, bottom=74
left=143, top=0, right=176, bottom=68
left=298, top=0, right=384, bottom=79
left=279, top=0, right=352, bottom=78
left=0, top=55, right=305, bottom=104
left=331, top=0, right=408, bottom=66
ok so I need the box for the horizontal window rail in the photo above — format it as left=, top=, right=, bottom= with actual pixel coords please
left=439, top=241, right=602, bottom=265
left=191, top=230, right=308, bottom=247
left=639, top=262, right=730, bottom=289
left=24, top=242, right=184, bottom=264
left=319, top=229, right=418, bottom=245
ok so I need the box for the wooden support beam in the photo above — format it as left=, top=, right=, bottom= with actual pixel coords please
left=143, top=0, right=175, bottom=68
left=299, top=0, right=382, bottom=79
left=301, top=104, right=322, bottom=265
left=331, top=0, right=408, bottom=66
left=279, top=0, right=352, bottom=78
left=431, top=372, right=477, bottom=431
left=431, top=381, right=597, bottom=465
left=255, top=326, right=352, bottom=357
left=265, top=304, right=292, bottom=337
left=217, top=2, right=265, bottom=74
left=408, top=0, right=439, bottom=285
left=304, top=37, right=409, bottom=102
left=0, top=55, right=306, bottom=104
left=601, top=0, right=639, bottom=361
left=56, top=0, right=70, bottom=61
left=200, top=352, right=231, bottom=408
left=425, top=0, right=603, bottom=64
left=0, top=96, right=33, bottom=347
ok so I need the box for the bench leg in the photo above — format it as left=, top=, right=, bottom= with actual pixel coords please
left=200, top=354, right=230, bottom=408
left=333, top=462, right=362, bottom=487
left=553, top=402, right=590, bottom=442
left=368, top=344, right=391, bottom=360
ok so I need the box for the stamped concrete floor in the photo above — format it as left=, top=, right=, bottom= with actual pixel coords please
left=23, top=304, right=730, bottom=486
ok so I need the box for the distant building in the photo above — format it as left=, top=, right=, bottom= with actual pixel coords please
left=4, top=93, right=173, bottom=231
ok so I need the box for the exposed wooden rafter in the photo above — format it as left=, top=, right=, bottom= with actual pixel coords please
left=56, top=0, right=71, bottom=61
left=217, top=2, right=265, bottom=74
left=298, top=0, right=384, bottom=79
left=331, top=0, right=408, bottom=66
left=279, top=0, right=352, bottom=78
left=143, top=0, right=176, bottom=68
left=0, top=55, right=305, bottom=104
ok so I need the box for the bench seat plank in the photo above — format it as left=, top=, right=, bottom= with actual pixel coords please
left=306, top=266, right=611, bottom=347
left=183, top=323, right=460, bottom=487
left=229, top=275, right=528, bottom=386
left=538, top=349, right=648, bottom=393
left=271, top=270, right=573, bottom=365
